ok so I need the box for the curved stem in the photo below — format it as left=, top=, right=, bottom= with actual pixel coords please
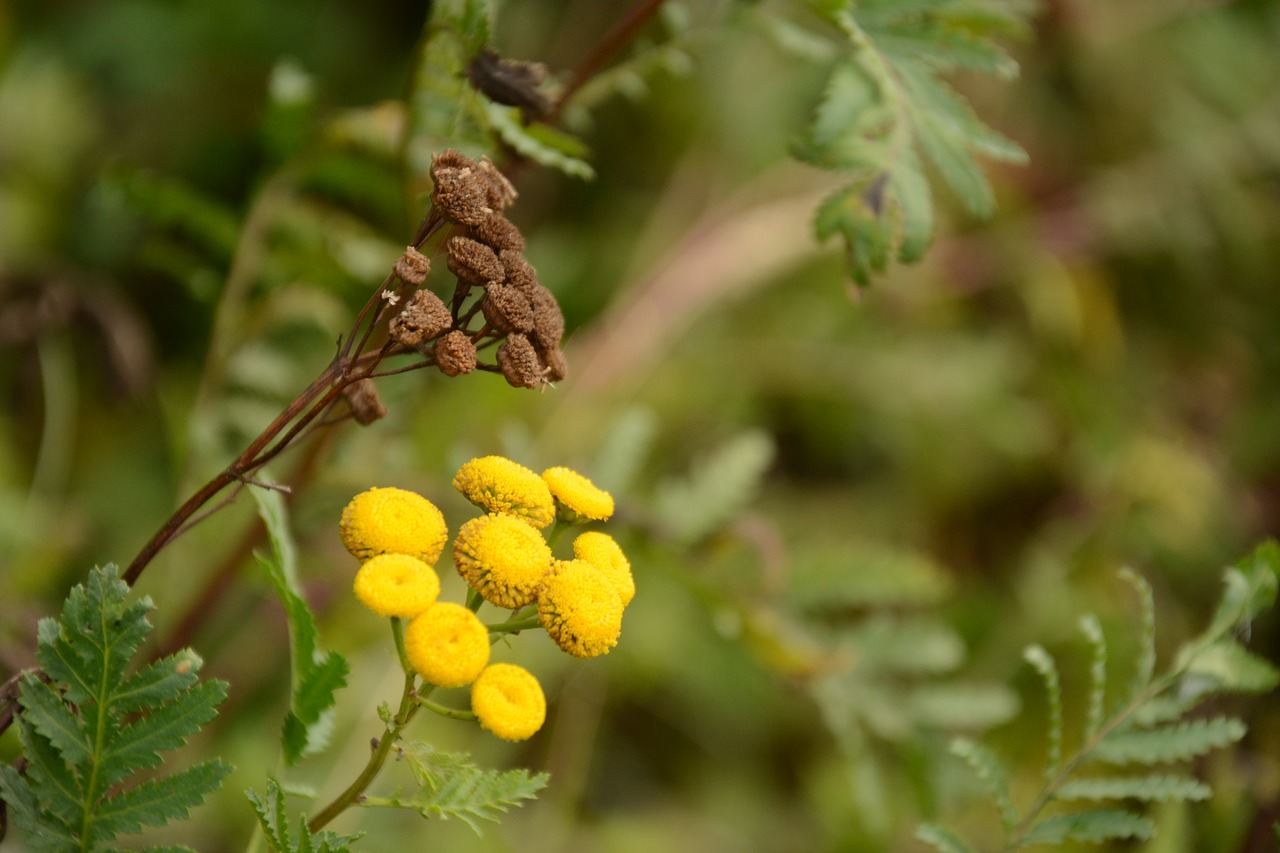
left=415, top=696, right=477, bottom=722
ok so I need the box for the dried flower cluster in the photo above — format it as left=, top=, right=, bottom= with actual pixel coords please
left=387, top=149, right=568, bottom=389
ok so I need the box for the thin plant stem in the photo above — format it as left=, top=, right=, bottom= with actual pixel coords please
left=415, top=696, right=477, bottom=722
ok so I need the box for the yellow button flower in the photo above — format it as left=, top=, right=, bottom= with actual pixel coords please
left=340, top=487, right=448, bottom=565
left=537, top=559, right=623, bottom=659
left=454, top=514, right=554, bottom=609
left=353, top=554, right=441, bottom=618
left=452, top=456, right=555, bottom=529
left=405, top=602, right=490, bottom=687
left=573, top=532, right=634, bottom=608
left=541, top=466, right=614, bottom=522
left=470, top=663, right=546, bottom=742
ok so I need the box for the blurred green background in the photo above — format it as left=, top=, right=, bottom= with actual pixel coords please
left=2, top=0, right=1279, bottom=850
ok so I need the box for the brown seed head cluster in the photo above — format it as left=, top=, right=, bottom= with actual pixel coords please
left=380, top=149, right=567, bottom=388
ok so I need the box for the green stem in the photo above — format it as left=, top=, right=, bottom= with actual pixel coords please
left=391, top=617, right=412, bottom=674
left=307, top=671, right=421, bottom=833
left=545, top=518, right=568, bottom=549
left=487, top=615, right=540, bottom=634
left=415, top=696, right=478, bottom=722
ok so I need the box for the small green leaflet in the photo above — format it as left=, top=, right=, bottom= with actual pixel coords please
left=0, top=565, right=231, bottom=852
left=246, top=780, right=362, bottom=853
left=365, top=742, right=548, bottom=834
left=252, top=486, right=349, bottom=766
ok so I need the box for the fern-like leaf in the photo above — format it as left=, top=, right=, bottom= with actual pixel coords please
left=1023, top=644, right=1063, bottom=783
left=950, top=738, right=1018, bottom=831
left=1093, top=716, right=1246, bottom=765
left=1020, top=810, right=1155, bottom=845
left=1078, top=614, right=1107, bottom=742
left=246, top=780, right=362, bottom=853
left=253, top=487, right=349, bottom=766
left=651, top=430, right=775, bottom=544
left=791, top=1, right=1030, bottom=284
left=0, top=565, right=231, bottom=851
left=1056, top=775, right=1211, bottom=802
left=374, top=743, right=549, bottom=834
left=915, top=823, right=976, bottom=853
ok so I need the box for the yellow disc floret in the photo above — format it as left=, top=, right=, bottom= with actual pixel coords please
left=340, top=487, right=448, bottom=565
left=572, top=531, right=634, bottom=607
left=353, top=554, right=441, bottom=618
left=452, top=456, right=555, bottom=529
left=541, top=466, right=614, bottom=522
left=404, top=602, right=490, bottom=687
left=454, top=514, right=554, bottom=609
left=537, top=559, right=623, bottom=659
left=470, top=663, right=546, bottom=742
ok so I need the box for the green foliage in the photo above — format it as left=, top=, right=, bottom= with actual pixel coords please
left=365, top=743, right=549, bottom=834
left=651, top=429, right=776, bottom=544
left=789, top=0, right=1030, bottom=284
left=252, top=487, right=348, bottom=766
left=246, top=780, right=362, bottom=853
left=0, top=566, right=231, bottom=852
left=920, top=541, right=1280, bottom=850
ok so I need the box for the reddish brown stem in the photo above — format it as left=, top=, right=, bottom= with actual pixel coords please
left=549, top=0, right=668, bottom=122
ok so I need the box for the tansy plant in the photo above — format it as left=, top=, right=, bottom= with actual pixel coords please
left=266, top=454, right=634, bottom=842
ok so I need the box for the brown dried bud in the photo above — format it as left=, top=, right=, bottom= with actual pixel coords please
left=498, top=250, right=538, bottom=293
left=432, top=167, right=492, bottom=227
left=528, top=284, right=565, bottom=352
left=394, top=246, right=432, bottom=286
left=540, top=346, right=568, bottom=384
left=341, top=378, right=387, bottom=425
left=497, top=333, right=541, bottom=389
left=389, top=289, right=453, bottom=348
left=476, top=157, right=518, bottom=211
left=434, top=329, right=477, bottom=376
left=482, top=283, right=534, bottom=334
left=431, top=149, right=479, bottom=174
left=446, top=236, right=505, bottom=286
left=471, top=214, right=525, bottom=253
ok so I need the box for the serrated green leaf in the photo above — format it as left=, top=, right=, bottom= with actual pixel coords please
left=1024, top=645, right=1063, bottom=782
left=1119, top=569, right=1157, bottom=701
left=906, top=683, right=1020, bottom=729
left=1079, top=614, right=1107, bottom=742
left=484, top=103, right=595, bottom=180
left=652, top=430, right=775, bottom=544
left=915, top=823, right=976, bottom=853
left=1020, top=809, right=1155, bottom=844
left=18, top=673, right=92, bottom=766
left=1093, top=716, right=1246, bottom=765
left=1181, top=638, right=1280, bottom=694
left=92, top=760, right=232, bottom=840
left=877, top=26, right=1019, bottom=77
left=385, top=744, right=549, bottom=834
left=14, top=709, right=84, bottom=827
left=0, top=763, right=80, bottom=853
left=247, top=781, right=362, bottom=853
left=1057, top=774, right=1212, bottom=802
left=1129, top=694, right=1202, bottom=727
left=99, top=679, right=228, bottom=788
left=252, top=487, right=348, bottom=765
left=1201, top=545, right=1278, bottom=639
left=111, top=649, right=205, bottom=715
left=951, top=737, right=1018, bottom=831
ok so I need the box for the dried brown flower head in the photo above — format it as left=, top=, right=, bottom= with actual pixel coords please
left=394, top=246, right=432, bottom=286
left=498, top=250, right=538, bottom=293
left=446, top=236, right=505, bottom=286
left=434, top=330, right=478, bottom=376
left=432, top=149, right=479, bottom=173
left=540, top=345, right=568, bottom=383
left=432, top=167, right=493, bottom=227
left=476, top=157, right=518, bottom=211
left=472, top=215, right=526, bottom=253
left=528, top=284, right=565, bottom=352
left=497, top=333, right=541, bottom=389
left=341, top=378, right=387, bottom=425
left=389, top=289, right=453, bottom=348
left=482, top=283, right=534, bottom=335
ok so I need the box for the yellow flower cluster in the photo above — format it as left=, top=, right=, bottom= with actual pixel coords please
left=341, top=456, right=634, bottom=742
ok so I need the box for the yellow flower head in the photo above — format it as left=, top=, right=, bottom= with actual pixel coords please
left=405, top=602, right=490, bottom=688
left=573, top=532, right=634, bottom=608
left=470, top=663, right=546, bottom=742
left=453, top=456, right=555, bottom=529
left=537, top=559, right=623, bottom=659
left=454, top=514, right=554, bottom=609
left=353, top=554, right=441, bottom=618
left=541, top=467, right=614, bottom=522
left=340, top=487, right=448, bottom=565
